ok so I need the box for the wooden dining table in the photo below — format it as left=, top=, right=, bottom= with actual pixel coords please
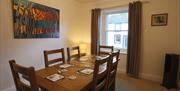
left=36, top=55, right=96, bottom=91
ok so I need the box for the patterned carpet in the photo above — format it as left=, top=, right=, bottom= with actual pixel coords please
left=115, top=73, right=179, bottom=91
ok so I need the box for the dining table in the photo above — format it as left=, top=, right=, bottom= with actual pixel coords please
left=35, top=55, right=97, bottom=91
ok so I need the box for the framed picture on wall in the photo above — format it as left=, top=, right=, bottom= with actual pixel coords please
left=151, top=13, right=168, bottom=26
left=12, top=0, right=60, bottom=38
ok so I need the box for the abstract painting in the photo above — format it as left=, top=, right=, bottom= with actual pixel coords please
left=12, top=0, right=59, bottom=38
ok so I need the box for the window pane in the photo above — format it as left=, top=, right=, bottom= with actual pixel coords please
left=106, top=12, right=128, bottom=31
left=102, top=11, right=128, bottom=53
left=121, top=23, right=128, bottom=30
left=107, top=24, right=115, bottom=30
left=106, top=31, right=128, bottom=49
left=114, top=34, right=121, bottom=44
left=115, top=24, right=121, bottom=30
left=107, top=14, right=121, bottom=24
left=122, top=35, right=128, bottom=48
left=106, top=32, right=114, bottom=46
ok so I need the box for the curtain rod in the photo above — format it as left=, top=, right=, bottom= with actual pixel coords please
left=100, top=1, right=150, bottom=10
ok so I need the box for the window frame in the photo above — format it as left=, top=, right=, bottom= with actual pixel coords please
left=100, top=7, right=128, bottom=54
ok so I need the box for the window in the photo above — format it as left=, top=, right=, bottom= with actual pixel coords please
left=100, top=9, right=128, bottom=53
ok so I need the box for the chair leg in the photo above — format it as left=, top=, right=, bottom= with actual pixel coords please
left=109, top=81, right=115, bottom=91
left=112, top=82, right=115, bottom=91
left=40, top=87, right=48, bottom=91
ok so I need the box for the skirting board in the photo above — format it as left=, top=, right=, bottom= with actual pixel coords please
left=117, top=69, right=162, bottom=82
left=139, top=73, right=162, bottom=82
left=117, top=69, right=126, bottom=73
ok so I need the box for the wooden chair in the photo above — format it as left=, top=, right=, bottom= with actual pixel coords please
left=67, top=46, right=81, bottom=62
left=107, top=50, right=120, bottom=91
left=99, top=45, right=114, bottom=55
left=44, top=48, right=65, bottom=68
left=91, top=55, right=111, bottom=91
left=9, top=60, right=39, bottom=91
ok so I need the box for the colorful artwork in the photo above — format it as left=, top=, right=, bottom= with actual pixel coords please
left=12, top=0, right=59, bottom=38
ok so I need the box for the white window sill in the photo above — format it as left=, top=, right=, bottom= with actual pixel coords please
left=114, top=48, right=127, bottom=55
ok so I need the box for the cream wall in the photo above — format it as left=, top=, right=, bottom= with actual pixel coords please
left=140, top=0, right=180, bottom=81
left=67, top=3, right=92, bottom=55
left=0, top=0, right=81, bottom=90
left=69, top=0, right=180, bottom=81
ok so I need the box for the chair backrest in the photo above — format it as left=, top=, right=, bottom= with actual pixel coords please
left=67, top=46, right=81, bottom=62
left=9, top=60, right=39, bottom=91
left=99, top=45, right=114, bottom=55
left=92, top=55, right=111, bottom=91
left=44, top=48, right=65, bottom=68
left=108, top=50, right=120, bottom=90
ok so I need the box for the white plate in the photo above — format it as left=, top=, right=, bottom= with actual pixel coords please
left=59, top=64, right=73, bottom=69
left=79, top=68, right=94, bottom=75
left=46, top=74, right=64, bottom=82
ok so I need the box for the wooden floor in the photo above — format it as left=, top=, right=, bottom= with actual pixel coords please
left=116, top=73, right=179, bottom=91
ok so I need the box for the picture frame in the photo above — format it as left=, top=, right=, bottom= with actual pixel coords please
left=151, top=13, right=168, bottom=26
